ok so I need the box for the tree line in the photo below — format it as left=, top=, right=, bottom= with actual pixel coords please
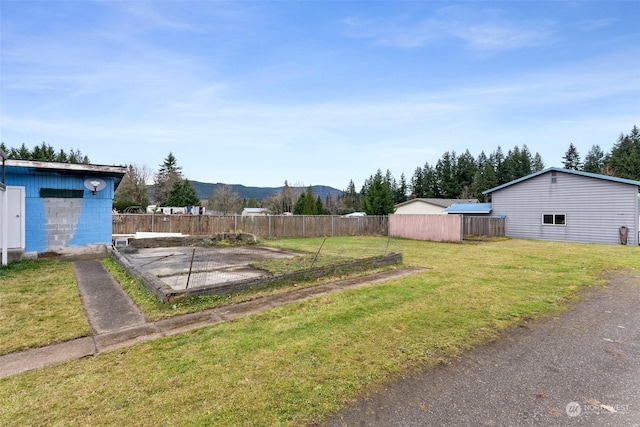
left=561, top=125, right=640, bottom=179
left=0, top=142, right=90, bottom=164
left=4, top=125, right=638, bottom=216
left=350, top=125, right=639, bottom=215
left=115, top=152, right=202, bottom=212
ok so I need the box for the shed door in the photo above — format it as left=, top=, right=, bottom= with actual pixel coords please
left=1, top=186, right=25, bottom=249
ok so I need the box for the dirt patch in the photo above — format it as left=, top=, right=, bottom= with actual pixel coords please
left=118, top=245, right=303, bottom=290
left=112, top=242, right=404, bottom=302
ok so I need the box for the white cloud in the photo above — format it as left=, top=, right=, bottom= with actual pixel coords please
left=451, top=22, right=554, bottom=50
left=1, top=1, right=637, bottom=188
left=576, top=18, right=617, bottom=32
left=343, top=5, right=555, bottom=51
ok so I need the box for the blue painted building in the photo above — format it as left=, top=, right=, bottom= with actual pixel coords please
left=1, top=160, right=126, bottom=256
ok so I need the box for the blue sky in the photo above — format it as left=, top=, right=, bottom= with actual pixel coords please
left=1, top=1, right=639, bottom=190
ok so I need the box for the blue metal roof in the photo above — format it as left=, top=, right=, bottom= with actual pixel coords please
left=483, top=167, right=640, bottom=195
left=444, top=203, right=492, bottom=214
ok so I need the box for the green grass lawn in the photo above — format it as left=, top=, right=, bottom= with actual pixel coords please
left=1, top=237, right=638, bottom=426
left=0, top=259, right=90, bottom=355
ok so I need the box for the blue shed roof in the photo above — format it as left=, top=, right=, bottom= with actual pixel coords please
left=483, top=167, right=640, bottom=195
left=444, top=203, right=492, bottom=214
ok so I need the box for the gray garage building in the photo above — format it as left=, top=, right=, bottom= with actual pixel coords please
left=483, top=167, right=640, bottom=245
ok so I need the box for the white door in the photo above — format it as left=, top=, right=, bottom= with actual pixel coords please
left=1, top=186, right=24, bottom=249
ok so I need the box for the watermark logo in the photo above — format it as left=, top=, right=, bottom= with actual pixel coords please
left=566, top=402, right=582, bottom=417
left=566, top=400, right=630, bottom=417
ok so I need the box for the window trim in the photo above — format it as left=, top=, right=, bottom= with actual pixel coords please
left=40, top=188, right=84, bottom=198
left=542, top=213, right=566, bottom=226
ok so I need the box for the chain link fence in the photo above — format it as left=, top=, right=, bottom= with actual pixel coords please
left=116, top=234, right=402, bottom=301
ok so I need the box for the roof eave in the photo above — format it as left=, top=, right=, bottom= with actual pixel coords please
left=483, top=167, right=640, bottom=195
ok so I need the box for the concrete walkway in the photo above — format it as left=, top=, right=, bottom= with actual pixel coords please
left=0, top=262, right=424, bottom=379
left=74, top=260, right=147, bottom=334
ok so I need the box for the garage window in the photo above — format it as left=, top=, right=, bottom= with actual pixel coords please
left=542, top=214, right=566, bottom=226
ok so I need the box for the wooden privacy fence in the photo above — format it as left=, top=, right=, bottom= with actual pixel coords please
left=388, top=214, right=506, bottom=242
left=463, top=216, right=505, bottom=237
left=112, top=214, right=388, bottom=238
left=389, top=214, right=463, bottom=242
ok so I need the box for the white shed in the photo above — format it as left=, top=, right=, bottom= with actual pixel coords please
left=241, top=208, right=269, bottom=216
left=394, top=198, right=478, bottom=214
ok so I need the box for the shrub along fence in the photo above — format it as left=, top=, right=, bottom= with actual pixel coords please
left=112, top=214, right=389, bottom=238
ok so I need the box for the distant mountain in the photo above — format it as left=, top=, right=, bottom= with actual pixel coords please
left=149, top=181, right=343, bottom=202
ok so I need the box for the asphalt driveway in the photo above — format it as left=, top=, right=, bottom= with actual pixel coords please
left=327, top=270, right=640, bottom=427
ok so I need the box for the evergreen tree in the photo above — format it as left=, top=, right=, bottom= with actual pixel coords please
left=476, top=151, right=488, bottom=170
left=410, top=166, right=425, bottom=198
left=423, top=163, right=439, bottom=197
left=31, top=142, right=56, bottom=161
left=562, top=143, right=582, bottom=170
left=499, top=145, right=536, bottom=183
left=293, top=187, right=319, bottom=215
left=472, top=161, right=498, bottom=201
left=605, top=126, right=640, bottom=180
left=582, top=144, right=605, bottom=174
left=154, top=152, right=183, bottom=205
left=435, top=151, right=458, bottom=198
left=293, top=193, right=305, bottom=215
left=245, top=197, right=259, bottom=208
left=532, top=153, right=545, bottom=172
left=361, top=169, right=395, bottom=215
left=315, top=196, right=325, bottom=215
left=491, top=146, right=507, bottom=184
left=500, top=146, right=521, bottom=183
left=2, top=142, right=88, bottom=163
left=55, top=149, right=69, bottom=163
left=281, top=180, right=294, bottom=214
left=166, top=179, right=201, bottom=207
left=68, top=149, right=90, bottom=163
left=412, top=162, right=439, bottom=198
left=15, top=143, right=31, bottom=159
left=519, top=145, right=534, bottom=176
left=385, top=169, right=399, bottom=204
left=394, top=173, right=408, bottom=204
left=342, top=179, right=360, bottom=212
left=455, top=150, right=477, bottom=198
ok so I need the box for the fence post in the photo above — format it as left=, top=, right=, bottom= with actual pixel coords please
left=185, top=247, right=196, bottom=289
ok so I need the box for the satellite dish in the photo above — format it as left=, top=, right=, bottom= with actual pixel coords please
left=84, top=178, right=106, bottom=195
